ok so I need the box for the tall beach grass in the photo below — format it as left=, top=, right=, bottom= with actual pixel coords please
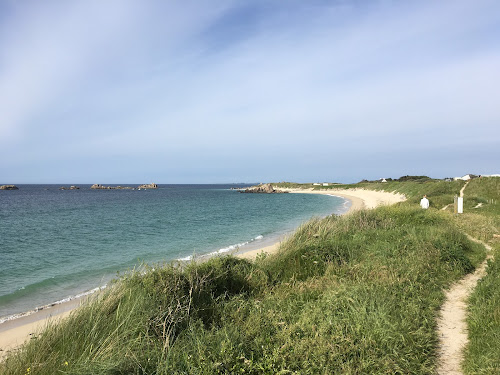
left=1, top=204, right=487, bottom=374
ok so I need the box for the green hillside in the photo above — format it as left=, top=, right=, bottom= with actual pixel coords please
left=2, top=177, right=498, bottom=374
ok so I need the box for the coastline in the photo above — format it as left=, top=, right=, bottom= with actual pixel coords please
left=0, top=187, right=405, bottom=361
left=0, top=298, right=81, bottom=361
left=234, top=187, right=405, bottom=261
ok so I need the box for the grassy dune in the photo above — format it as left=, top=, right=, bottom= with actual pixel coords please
left=276, top=179, right=467, bottom=210
left=1, top=177, right=498, bottom=374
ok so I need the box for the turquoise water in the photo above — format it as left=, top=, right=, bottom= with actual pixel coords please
left=0, top=184, right=347, bottom=320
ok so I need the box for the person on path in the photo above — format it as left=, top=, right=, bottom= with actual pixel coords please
left=420, top=195, right=429, bottom=209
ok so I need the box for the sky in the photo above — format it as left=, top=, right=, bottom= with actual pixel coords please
left=1, top=0, right=499, bottom=184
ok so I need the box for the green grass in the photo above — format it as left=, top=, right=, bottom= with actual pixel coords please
left=1, top=206, right=486, bottom=374
left=462, top=177, right=500, bottom=216
left=1, top=177, right=498, bottom=374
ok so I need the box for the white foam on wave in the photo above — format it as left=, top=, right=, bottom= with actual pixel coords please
left=0, top=285, right=106, bottom=325
left=176, top=234, right=265, bottom=261
left=324, top=194, right=351, bottom=214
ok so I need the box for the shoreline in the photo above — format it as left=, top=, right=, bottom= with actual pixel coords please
left=234, top=187, right=401, bottom=260
left=0, top=187, right=405, bottom=361
left=0, top=298, right=81, bottom=361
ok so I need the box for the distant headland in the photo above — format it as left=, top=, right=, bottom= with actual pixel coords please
left=239, top=183, right=287, bottom=194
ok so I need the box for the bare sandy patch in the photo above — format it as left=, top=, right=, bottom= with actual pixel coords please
left=436, top=237, right=493, bottom=375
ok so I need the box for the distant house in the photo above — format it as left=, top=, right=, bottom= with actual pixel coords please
left=380, top=178, right=387, bottom=183
left=313, top=183, right=321, bottom=186
left=453, top=174, right=481, bottom=181
left=482, top=174, right=500, bottom=178
left=323, top=183, right=329, bottom=186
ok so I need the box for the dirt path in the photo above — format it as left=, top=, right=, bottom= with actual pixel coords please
left=460, top=180, right=470, bottom=198
left=436, top=236, right=493, bottom=375
left=441, top=181, right=469, bottom=212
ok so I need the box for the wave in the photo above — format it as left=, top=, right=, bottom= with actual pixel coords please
left=176, top=234, right=265, bottom=261
left=0, top=286, right=105, bottom=325
left=0, top=263, right=128, bottom=323
left=1, top=235, right=268, bottom=323
left=325, top=194, right=351, bottom=214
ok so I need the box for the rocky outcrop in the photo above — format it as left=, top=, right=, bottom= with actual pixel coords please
left=60, top=186, right=80, bottom=190
left=90, top=183, right=158, bottom=190
left=241, top=183, right=287, bottom=194
left=0, top=185, right=19, bottom=190
left=138, top=183, right=158, bottom=189
left=90, top=184, right=133, bottom=190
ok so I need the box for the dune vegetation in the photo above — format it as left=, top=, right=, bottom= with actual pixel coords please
left=1, top=177, right=498, bottom=374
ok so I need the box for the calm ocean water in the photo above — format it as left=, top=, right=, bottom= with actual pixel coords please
left=0, top=184, right=347, bottom=321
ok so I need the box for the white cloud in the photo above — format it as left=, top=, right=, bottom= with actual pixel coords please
left=1, top=0, right=499, bottom=181
left=0, top=1, right=141, bottom=139
left=0, top=0, right=233, bottom=143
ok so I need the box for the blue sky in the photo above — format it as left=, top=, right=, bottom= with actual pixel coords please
left=1, top=0, right=499, bottom=184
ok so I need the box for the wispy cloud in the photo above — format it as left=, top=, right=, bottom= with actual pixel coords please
left=1, top=0, right=499, bottom=182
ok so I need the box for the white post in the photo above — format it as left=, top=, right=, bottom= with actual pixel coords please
left=457, top=197, right=463, bottom=214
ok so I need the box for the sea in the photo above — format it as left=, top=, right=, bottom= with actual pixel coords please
left=0, top=184, right=348, bottom=322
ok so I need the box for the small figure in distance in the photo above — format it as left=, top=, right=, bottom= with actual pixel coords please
left=420, top=195, right=430, bottom=209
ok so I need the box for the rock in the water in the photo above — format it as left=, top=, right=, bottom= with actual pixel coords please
left=137, top=183, right=158, bottom=189
left=90, top=184, right=134, bottom=190
left=60, top=186, right=80, bottom=190
left=90, top=184, right=106, bottom=189
left=0, top=185, right=19, bottom=190
left=90, top=183, right=157, bottom=190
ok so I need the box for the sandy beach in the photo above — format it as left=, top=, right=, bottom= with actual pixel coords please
left=0, top=187, right=405, bottom=361
left=283, top=187, right=406, bottom=210
left=0, top=298, right=81, bottom=361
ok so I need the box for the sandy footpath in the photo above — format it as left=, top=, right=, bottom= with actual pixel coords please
left=436, top=236, right=493, bottom=375
left=0, top=187, right=405, bottom=361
